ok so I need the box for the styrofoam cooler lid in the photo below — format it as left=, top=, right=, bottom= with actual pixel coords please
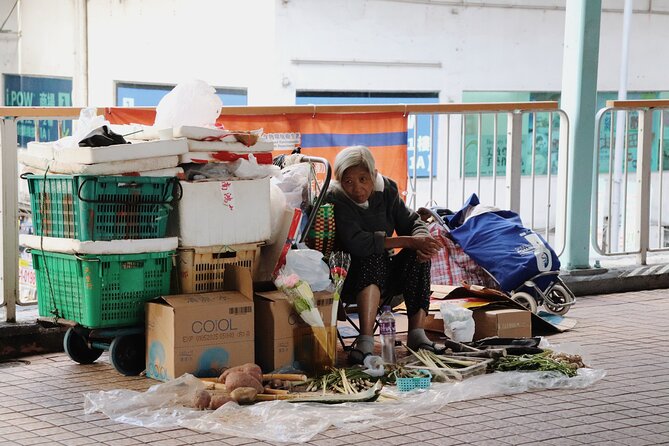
left=173, top=125, right=237, bottom=141
left=186, top=139, right=274, bottom=153
left=18, top=151, right=180, bottom=175
left=20, top=234, right=178, bottom=255
left=27, top=138, right=188, bottom=164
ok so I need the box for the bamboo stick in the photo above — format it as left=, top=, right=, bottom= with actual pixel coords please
left=202, top=382, right=227, bottom=391
left=255, top=393, right=296, bottom=401
left=262, top=373, right=307, bottom=382
left=262, top=388, right=290, bottom=395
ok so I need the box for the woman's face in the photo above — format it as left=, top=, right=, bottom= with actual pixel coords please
left=341, top=165, right=375, bottom=204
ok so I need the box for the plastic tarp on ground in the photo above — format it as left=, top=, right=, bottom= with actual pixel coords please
left=84, top=368, right=605, bottom=443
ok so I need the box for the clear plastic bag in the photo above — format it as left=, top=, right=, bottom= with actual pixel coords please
left=84, top=367, right=606, bottom=443
left=439, top=303, right=475, bottom=342
left=285, top=248, right=331, bottom=291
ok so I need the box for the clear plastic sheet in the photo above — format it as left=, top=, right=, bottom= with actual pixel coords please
left=84, top=368, right=605, bottom=443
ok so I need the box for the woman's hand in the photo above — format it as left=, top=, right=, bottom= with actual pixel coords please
left=410, top=235, right=443, bottom=262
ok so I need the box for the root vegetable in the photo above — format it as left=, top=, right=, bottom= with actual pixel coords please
left=230, top=387, right=258, bottom=404
left=224, top=371, right=264, bottom=394
left=219, top=363, right=263, bottom=383
left=209, top=394, right=233, bottom=410
left=193, top=390, right=211, bottom=410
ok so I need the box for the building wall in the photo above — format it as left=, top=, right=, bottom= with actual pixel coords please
left=5, top=0, right=669, bottom=234
left=9, top=0, right=669, bottom=106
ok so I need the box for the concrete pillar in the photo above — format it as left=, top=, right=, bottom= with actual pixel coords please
left=560, top=0, right=602, bottom=269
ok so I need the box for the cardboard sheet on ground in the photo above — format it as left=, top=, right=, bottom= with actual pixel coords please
left=83, top=368, right=604, bottom=443
left=395, top=284, right=577, bottom=335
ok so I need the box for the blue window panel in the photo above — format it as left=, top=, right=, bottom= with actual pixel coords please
left=3, top=74, right=72, bottom=147
left=296, top=92, right=439, bottom=178
left=116, top=83, right=247, bottom=107
left=301, top=131, right=408, bottom=148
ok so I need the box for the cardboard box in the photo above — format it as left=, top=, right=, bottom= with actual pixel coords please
left=254, top=289, right=334, bottom=372
left=472, top=308, right=531, bottom=340
left=145, top=266, right=255, bottom=381
left=170, top=178, right=271, bottom=247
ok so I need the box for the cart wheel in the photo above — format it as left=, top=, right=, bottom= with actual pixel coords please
left=511, top=292, right=538, bottom=314
left=109, top=334, right=146, bottom=376
left=63, top=327, right=103, bottom=364
left=543, top=285, right=574, bottom=316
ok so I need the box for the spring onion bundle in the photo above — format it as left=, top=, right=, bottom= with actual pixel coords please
left=491, top=350, right=579, bottom=377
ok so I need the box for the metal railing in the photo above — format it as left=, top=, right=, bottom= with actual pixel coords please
left=0, top=103, right=569, bottom=322
left=592, top=99, right=669, bottom=264
left=406, top=104, right=570, bottom=254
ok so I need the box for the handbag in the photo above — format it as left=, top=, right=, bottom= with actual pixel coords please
left=305, top=202, right=336, bottom=259
left=303, top=162, right=336, bottom=259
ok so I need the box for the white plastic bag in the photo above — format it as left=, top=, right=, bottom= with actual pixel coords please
left=54, top=107, right=109, bottom=150
left=232, top=153, right=282, bottom=180
left=439, top=303, right=475, bottom=342
left=271, top=163, right=310, bottom=209
left=154, top=79, right=223, bottom=129
left=285, top=248, right=331, bottom=291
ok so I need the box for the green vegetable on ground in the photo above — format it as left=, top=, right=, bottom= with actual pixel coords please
left=491, top=350, right=579, bottom=377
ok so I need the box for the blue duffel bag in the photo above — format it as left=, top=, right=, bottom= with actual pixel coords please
left=445, top=194, right=560, bottom=292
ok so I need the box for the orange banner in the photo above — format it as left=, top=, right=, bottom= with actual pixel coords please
left=105, top=108, right=408, bottom=192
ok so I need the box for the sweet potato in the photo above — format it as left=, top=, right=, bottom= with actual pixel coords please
left=192, top=390, right=211, bottom=410
left=209, top=393, right=233, bottom=410
left=230, top=387, right=257, bottom=404
left=218, top=363, right=262, bottom=383
left=224, top=371, right=264, bottom=394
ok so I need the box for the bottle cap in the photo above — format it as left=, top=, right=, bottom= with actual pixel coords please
left=381, top=305, right=391, bottom=312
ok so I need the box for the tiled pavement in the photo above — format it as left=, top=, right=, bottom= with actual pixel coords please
left=1, top=289, right=668, bottom=445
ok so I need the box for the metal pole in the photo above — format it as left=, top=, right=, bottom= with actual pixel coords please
left=506, top=111, right=523, bottom=213
left=428, top=114, right=434, bottom=204
left=610, top=0, right=633, bottom=252
left=74, top=0, right=89, bottom=106
left=560, top=0, right=602, bottom=269
left=636, top=109, right=652, bottom=264
left=0, top=119, right=19, bottom=322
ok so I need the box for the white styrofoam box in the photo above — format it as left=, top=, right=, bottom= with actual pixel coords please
left=178, top=151, right=272, bottom=164
left=179, top=152, right=227, bottom=164
left=27, top=138, right=188, bottom=164
left=173, top=125, right=237, bottom=141
left=186, top=139, right=274, bottom=153
left=18, top=151, right=179, bottom=175
left=138, top=167, right=184, bottom=178
left=20, top=234, right=178, bottom=254
left=171, top=177, right=271, bottom=247
left=108, top=124, right=160, bottom=141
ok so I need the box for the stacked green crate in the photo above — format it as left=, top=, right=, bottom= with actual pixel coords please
left=25, top=174, right=178, bottom=328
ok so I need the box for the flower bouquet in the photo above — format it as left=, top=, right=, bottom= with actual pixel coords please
left=328, top=251, right=351, bottom=327
left=274, top=267, right=333, bottom=369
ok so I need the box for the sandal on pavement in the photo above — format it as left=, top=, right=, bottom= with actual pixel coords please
left=348, top=348, right=372, bottom=365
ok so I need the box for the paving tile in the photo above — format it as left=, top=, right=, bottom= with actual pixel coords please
left=1, top=290, right=669, bottom=445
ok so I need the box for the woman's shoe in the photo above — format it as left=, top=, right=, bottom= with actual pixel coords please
left=348, top=348, right=372, bottom=365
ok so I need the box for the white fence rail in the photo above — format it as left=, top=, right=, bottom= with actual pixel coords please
left=0, top=103, right=569, bottom=322
left=592, top=100, right=669, bottom=264
left=408, top=107, right=570, bottom=255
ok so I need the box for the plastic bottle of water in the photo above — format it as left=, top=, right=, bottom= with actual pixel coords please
left=379, top=306, right=397, bottom=364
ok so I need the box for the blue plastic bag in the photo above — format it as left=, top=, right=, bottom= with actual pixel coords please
left=447, top=194, right=560, bottom=292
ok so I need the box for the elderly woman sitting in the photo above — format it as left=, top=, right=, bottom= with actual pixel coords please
left=327, top=145, right=444, bottom=364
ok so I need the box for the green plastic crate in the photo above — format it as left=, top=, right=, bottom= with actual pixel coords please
left=32, top=249, right=174, bottom=328
left=25, top=174, right=179, bottom=240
